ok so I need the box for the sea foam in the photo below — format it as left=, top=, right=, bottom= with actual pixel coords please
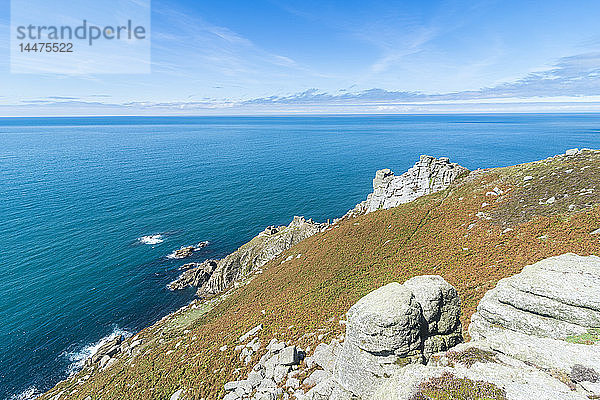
left=10, top=386, right=40, bottom=400
left=64, top=326, right=132, bottom=374
left=138, top=234, right=164, bottom=245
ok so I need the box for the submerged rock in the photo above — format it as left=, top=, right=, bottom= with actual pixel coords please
left=167, top=241, right=209, bottom=259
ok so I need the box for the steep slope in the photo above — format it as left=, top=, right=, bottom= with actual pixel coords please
left=40, top=150, right=600, bottom=400
left=168, top=216, right=328, bottom=295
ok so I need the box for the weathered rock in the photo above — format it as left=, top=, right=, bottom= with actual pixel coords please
left=257, top=378, right=277, bottom=392
left=278, top=346, right=299, bottom=366
left=99, top=355, right=111, bottom=369
left=273, top=364, right=290, bottom=383
left=349, top=155, right=468, bottom=215
left=167, top=242, right=208, bottom=259
left=345, top=283, right=423, bottom=356
left=86, top=335, right=123, bottom=367
left=304, top=369, right=332, bottom=387
left=571, top=364, right=599, bottom=383
left=247, top=369, right=264, bottom=388
left=312, top=342, right=339, bottom=372
left=373, top=350, right=589, bottom=400
left=223, top=392, right=239, bottom=400
left=467, top=321, right=600, bottom=373
left=467, top=254, right=600, bottom=398
left=333, top=276, right=463, bottom=398
left=402, top=275, right=462, bottom=358
left=239, top=324, right=262, bottom=343
left=167, top=260, right=217, bottom=290
left=169, top=389, right=183, bottom=400
left=470, top=253, right=600, bottom=340
left=202, top=216, right=327, bottom=294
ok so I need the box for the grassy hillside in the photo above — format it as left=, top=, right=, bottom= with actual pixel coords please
left=41, top=150, right=600, bottom=400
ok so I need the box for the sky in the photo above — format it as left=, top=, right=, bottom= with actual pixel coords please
left=1, top=0, right=600, bottom=115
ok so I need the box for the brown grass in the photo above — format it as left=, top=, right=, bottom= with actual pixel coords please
left=40, top=153, right=600, bottom=400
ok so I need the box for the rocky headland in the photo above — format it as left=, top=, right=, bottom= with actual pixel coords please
left=168, top=216, right=328, bottom=296
left=39, top=150, right=600, bottom=400
left=346, top=155, right=469, bottom=217
left=169, top=156, right=466, bottom=297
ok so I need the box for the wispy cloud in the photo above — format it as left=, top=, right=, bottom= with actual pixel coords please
left=240, top=52, right=600, bottom=104
left=5, top=51, right=600, bottom=115
left=150, top=5, right=309, bottom=84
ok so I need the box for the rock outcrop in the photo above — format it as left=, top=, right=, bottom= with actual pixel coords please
left=202, top=216, right=327, bottom=294
left=84, top=335, right=142, bottom=371
left=467, top=253, right=600, bottom=393
left=85, top=335, right=123, bottom=368
left=169, top=217, right=328, bottom=296
left=224, top=276, right=463, bottom=400
left=166, top=241, right=209, bottom=259
left=349, top=155, right=468, bottom=215
left=223, top=254, right=600, bottom=400
left=224, top=335, right=304, bottom=400
left=375, top=253, right=600, bottom=400
left=328, top=276, right=463, bottom=399
left=167, top=260, right=218, bottom=291
left=470, top=253, right=600, bottom=341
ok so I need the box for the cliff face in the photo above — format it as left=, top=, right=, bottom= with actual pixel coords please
left=350, top=155, right=468, bottom=215
left=202, top=216, right=327, bottom=294
left=168, top=216, right=328, bottom=295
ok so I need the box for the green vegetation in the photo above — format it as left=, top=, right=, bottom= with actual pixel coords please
left=446, top=347, right=500, bottom=368
left=40, top=151, right=600, bottom=400
left=412, top=373, right=507, bottom=400
left=565, top=328, right=600, bottom=345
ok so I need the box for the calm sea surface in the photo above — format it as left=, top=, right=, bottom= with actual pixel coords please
left=1, top=114, right=600, bottom=399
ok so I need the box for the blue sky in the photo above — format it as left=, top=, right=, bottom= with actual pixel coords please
left=1, top=0, right=600, bottom=115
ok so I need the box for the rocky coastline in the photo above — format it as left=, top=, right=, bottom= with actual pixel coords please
left=168, top=155, right=466, bottom=298
left=40, top=149, right=600, bottom=400
left=167, top=216, right=329, bottom=296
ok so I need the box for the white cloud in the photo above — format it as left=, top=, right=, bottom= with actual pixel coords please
left=4, top=51, right=600, bottom=116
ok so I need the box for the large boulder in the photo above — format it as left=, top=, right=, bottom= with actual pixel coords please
left=332, top=276, right=463, bottom=398
left=345, top=282, right=423, bottom=356
left=468, top=254, right=600, bottom=397
left=470, top=253, right=600, bottom=341
left=402, top=275, right=462, bottom=358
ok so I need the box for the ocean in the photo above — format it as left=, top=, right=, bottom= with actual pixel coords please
left=1, top=114, right=600, bottom=399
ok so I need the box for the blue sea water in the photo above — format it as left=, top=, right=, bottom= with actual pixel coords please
left=1, top=114, right=600, bottom=399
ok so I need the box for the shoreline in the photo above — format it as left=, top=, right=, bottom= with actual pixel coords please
left=32, top=154, right=468, bottom=399
left=31, top=148, right=600, bottom=399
